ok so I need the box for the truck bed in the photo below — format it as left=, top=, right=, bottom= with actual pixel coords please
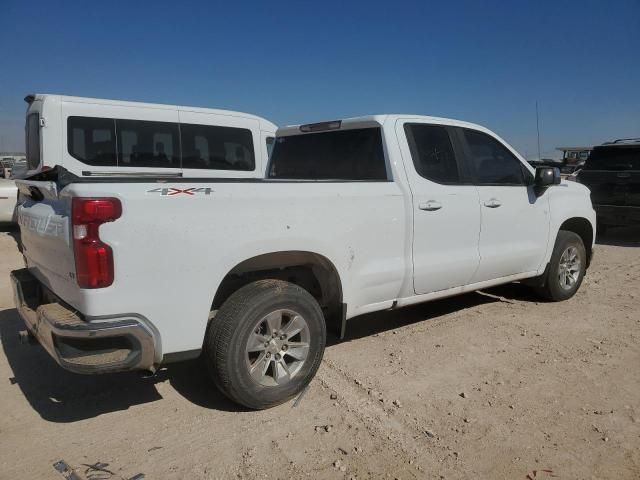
left=16, top=168, right=408, bottom=356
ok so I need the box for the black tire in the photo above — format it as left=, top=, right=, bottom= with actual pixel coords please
left=205, top=279, right=326, bottom=409
left=535, top=230, right=587, bottom=301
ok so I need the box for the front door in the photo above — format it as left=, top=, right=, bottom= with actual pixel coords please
left=397, top=120, right=481, bottom=295
left=458, top=127, right=550, bottom=282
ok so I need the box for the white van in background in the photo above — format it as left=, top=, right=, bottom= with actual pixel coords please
left=23, top=94, right=277, bottom=179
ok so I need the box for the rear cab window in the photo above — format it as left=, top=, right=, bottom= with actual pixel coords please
left=268, top=127, right=388, bottom=180
left=404, top=124, right=461, bottom=184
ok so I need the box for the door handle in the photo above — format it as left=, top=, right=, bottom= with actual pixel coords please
left=484, top=198, right=502, bottom=208
left=419, top=200, right=442, bottom=211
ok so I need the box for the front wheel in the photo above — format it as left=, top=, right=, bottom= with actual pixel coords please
left=535, top=230, right=587, bottom=301
left=205, top=280, right=326, bottom=409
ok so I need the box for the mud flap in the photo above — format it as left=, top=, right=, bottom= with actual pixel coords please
left=339, top=303, right=347, bottom=340
left=521, top=262, right=550, bottom=288
left=326, top=303, right=348, bottom=340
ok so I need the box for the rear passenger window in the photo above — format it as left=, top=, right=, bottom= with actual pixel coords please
left=68, top=117, right=117, bottom=166
left=180, top=123, right=255, bottom=171
left=404, top=124, right=460, bottom=183
left=268, top=128, right=387, bottom=180
left=463, top=129, right=525, bottom=185
left=67, top=116, right=257, bottom=171
left=116, top=120, right=179, bottom=168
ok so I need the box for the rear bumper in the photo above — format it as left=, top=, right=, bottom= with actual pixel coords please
left=10, top=268, right=157, bottom=374
left=594, top=205, right=640, bottom=226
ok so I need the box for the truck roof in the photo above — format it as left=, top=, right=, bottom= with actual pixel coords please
left=27, top=93, right=278, bottom=132
left=276, top=114, right=496, bottom=137
left=601, top=138, right=640, bottom=146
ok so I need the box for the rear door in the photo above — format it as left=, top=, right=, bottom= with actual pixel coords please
left=458, top=128, right=550, bottom=282
left=397, top=120, right=481, bottom=295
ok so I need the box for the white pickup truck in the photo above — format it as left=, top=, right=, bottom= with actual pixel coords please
left=12, top=114, right=596, bottom=409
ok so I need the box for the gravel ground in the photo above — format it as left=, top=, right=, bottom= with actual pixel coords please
left=0, top=226, right=639, bottom=480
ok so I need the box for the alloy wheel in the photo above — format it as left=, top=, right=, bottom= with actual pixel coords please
left=245, top=309, right=310, bottom=387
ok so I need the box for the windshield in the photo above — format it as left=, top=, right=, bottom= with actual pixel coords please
left=584, top=146, right=640, bottom=171
left=26, top=113, right=41, bottom=170
left=268, top=127, right=387, bottom=180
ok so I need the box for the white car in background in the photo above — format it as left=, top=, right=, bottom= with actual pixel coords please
left=0, top=178, right=18, bottom=223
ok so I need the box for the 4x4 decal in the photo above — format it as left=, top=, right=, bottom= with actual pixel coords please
left=147, top=187, right=213, bottom=196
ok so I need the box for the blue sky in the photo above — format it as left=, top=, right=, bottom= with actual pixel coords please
left=0, top=0, right=638, bottom=158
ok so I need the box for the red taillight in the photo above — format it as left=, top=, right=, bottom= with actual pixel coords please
left=72, top=198, right=122, bottom=288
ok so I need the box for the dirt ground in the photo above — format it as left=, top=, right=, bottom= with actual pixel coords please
left=0, top=227, right=638, bottom=480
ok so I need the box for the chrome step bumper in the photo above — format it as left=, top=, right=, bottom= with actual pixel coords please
left=10, top=268, right=157, bottom=374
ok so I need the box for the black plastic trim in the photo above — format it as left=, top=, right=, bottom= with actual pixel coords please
left=161, top=349, right=202, bottom=364
left=339, top=303, right=348, bottom=340
left=21, top=165, right=393, bottom=188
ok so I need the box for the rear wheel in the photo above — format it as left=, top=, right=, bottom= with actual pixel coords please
left=535, top=230, right=586, bottom=301
left=205, top=279, right=326, bottom=409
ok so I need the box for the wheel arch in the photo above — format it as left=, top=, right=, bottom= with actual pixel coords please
left=211, top=250, right=344, bottom=327
left=558, top=217, right=594, bottom=267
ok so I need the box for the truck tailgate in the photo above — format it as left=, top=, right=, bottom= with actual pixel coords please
left=15, top=180, right=77, bottom=302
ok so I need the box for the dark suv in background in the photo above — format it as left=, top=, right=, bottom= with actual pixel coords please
left=577, top=139, right=640, bottom=233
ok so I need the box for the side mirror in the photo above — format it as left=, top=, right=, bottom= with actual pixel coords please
left=534, top=167, right=561, bottom=187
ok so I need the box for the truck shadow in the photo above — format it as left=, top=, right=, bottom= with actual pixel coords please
left=0, top=308, right=241, bottom=423
left=0, top=223, right=18, bottom=233
left=0, top=284, right=540, bottom=422
left=334, top=283, right=538, bottom=344
left=596, top=225, right=640, bottom=247
left=0, top=226, right=22, bottom=253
